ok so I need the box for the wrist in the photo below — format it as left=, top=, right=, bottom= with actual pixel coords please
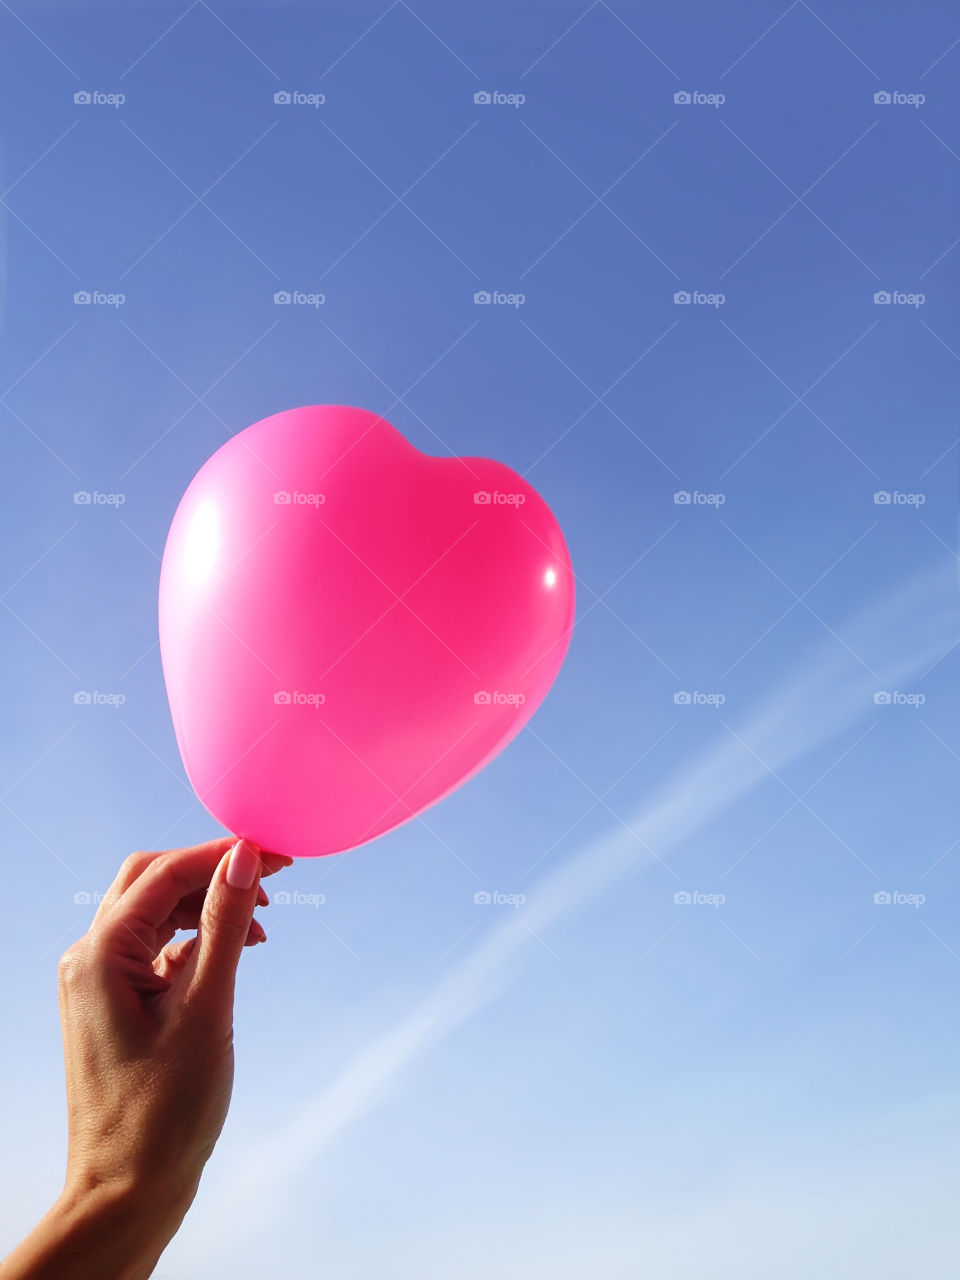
left=62, top=1161, right=201, bottom=1225
left=3, top=1174, right=199, bottom=1280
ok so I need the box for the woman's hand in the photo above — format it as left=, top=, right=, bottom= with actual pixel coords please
left=3, top=835, right=293, bottom=1280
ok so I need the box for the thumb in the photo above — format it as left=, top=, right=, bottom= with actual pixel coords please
left=187, top=838, right=263, bottom=1016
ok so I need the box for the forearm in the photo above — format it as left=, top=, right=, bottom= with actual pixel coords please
left=2, top=1177, right=196, bottom=1280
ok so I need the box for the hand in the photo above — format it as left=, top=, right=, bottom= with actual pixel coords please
left=3, top=835, right=293, bottom=1280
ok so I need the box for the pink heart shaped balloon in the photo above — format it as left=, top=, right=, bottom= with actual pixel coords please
left=159, top=405, right=575, bottom=857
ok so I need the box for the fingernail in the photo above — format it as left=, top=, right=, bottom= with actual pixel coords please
left=251, top=919, right=267, bottom=944
left=226, top=838, right=261, bottom=890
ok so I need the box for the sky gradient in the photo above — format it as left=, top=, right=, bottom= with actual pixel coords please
left=2, top=2, right=960, bottom=1276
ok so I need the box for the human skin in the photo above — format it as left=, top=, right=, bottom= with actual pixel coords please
left=3, top=835, right=293, bottom=1280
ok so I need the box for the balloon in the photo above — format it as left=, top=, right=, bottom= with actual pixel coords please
left=158, top=405, right=575, bottom=857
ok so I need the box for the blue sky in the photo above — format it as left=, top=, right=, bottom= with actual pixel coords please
left=2, top=1, right=960, bottom=1275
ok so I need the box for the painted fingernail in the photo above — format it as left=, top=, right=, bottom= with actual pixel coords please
left=251, top=919, right=267, bottom=944
left=226, top=838, right=261, bottom=890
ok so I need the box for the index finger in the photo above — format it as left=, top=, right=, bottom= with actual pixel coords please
left=94, top=840, right=285, bottom=965
left=91, top=836, right=292, bottom=929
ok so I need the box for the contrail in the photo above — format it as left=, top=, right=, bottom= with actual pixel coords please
left=189, top=565, right=956, bottom=1253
